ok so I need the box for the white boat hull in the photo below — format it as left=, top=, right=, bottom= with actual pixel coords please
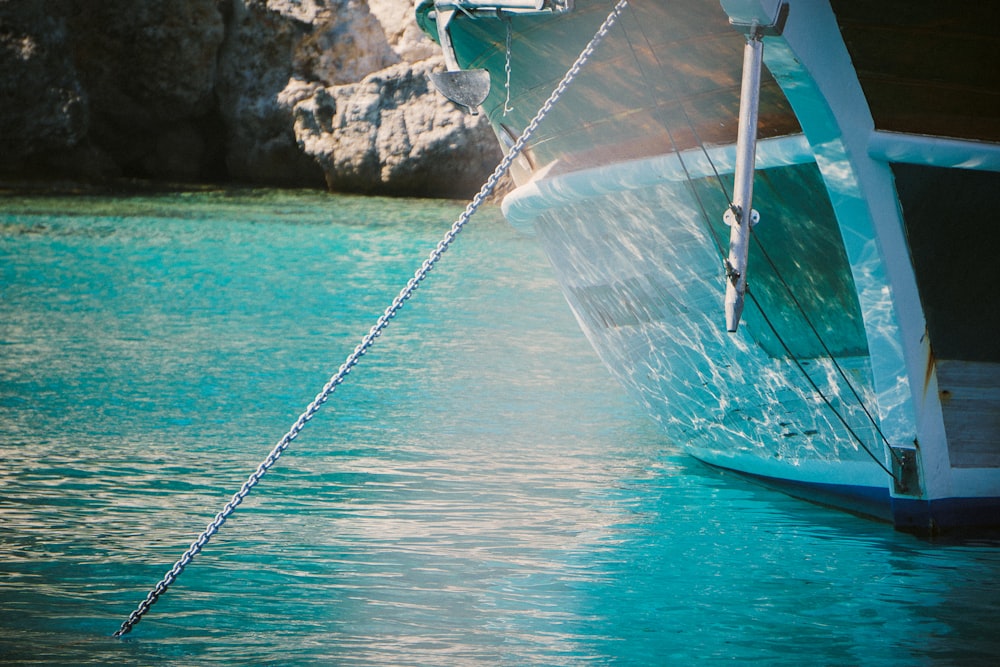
left=417, top=0, right=1000, bottom=533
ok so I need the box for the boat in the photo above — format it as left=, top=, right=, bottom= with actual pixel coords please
left=415, top=0, right=1000, bottom=535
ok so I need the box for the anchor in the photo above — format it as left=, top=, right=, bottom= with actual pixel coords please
left=428, top=1, right=574, bottom=112
left=429, top=6, right=492, bottom=112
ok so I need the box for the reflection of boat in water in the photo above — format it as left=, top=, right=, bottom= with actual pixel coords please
left=416, top=0, right=1000, bottom=534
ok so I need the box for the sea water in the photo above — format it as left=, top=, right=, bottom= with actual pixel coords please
left=1, top=188, right=998, bottom=666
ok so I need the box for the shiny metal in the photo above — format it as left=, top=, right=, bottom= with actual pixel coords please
left=428, top=0, right=574, bottom=111
left=720, top=0, right=788, bottom=36
left=436, top=0, right=572, bottom=16
left=430, top=8, right=491, bottom=111
left=720, top=0, right=787, bottom=333
left=503, top=14, right=514, bottom=115
left=724, top=28, right=763, bottom=332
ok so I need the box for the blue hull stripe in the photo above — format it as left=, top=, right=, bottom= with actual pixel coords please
left=703, top=461, right=1000, bottom=534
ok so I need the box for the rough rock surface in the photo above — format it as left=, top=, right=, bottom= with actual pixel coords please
left=292, top=59, right=502, bottom=197
left=69, top=0, right=227, bottom=182
left=0, top=0, right=502, bottom=197
left=216, top=0, right=327, bottom=186
left=0, top=1, right=89, bottom=169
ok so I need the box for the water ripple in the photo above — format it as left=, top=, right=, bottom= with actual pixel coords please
left=1, top=190, right=998, bottom=666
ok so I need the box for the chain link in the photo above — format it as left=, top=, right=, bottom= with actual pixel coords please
left=113, top=0, right=629, bottom=638
left=503, top=14, right=514, bottom=115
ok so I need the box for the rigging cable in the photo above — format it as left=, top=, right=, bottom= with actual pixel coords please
left=617, top=3, right=901, bottom=480
left=112, top=0, right=631, bottom=638
left=749, top=236, right=903, bottom=465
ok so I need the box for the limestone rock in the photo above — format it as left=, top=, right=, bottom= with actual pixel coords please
left=292, top=59, right=502, bottom=197
left=0, top=0, right=504, bottom=197
left=367, top=0, right=439, bottom=63
left=0, top=1, right=87, bottom=166
left=215, top=0, right=327, bottom=186
left=67, top=0, right=227, bottom=181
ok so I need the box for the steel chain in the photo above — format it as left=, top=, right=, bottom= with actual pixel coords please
left=114, top=0, right=629, bottom=638
left=503, top=14, right=514, bottom=115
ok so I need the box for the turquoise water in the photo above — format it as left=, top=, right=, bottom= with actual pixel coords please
left=1, top=189, right=998, bottom=666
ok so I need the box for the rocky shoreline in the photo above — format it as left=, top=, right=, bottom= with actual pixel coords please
left=0, top=0, right=503, bottom=198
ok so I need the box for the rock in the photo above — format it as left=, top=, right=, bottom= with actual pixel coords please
left=0, top=0, right=504, bottom=197
left=215, top=0, right=327, bottom=186
left=68, top=0, right=227, bottom=181
left=0, top=1, right=88, bottom=168
left=367, top=0, right=439, bottom=63
left=292, top=58, right=503, bottom=198
left=252, top=0, right=503, bottom=197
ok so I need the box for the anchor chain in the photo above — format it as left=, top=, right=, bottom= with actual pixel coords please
left=503, top=13, right=514, bottom=115
left=113, top=0, right=629, bottom=638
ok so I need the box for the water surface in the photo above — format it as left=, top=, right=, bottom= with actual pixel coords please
left=1, top=189, right=998, bottom=665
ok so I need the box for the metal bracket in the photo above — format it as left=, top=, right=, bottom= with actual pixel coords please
left=723, top=206, right=759, bottom=228
left=720, top=0, right=789, bottom=37
left=891, top=445, right=923, bottom=497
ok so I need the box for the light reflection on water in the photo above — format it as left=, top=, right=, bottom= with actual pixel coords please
left=1, top=190, right=998, bottom=666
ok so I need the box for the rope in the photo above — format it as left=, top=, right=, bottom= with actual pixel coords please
left=113, top=0, right=630, bottom=638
